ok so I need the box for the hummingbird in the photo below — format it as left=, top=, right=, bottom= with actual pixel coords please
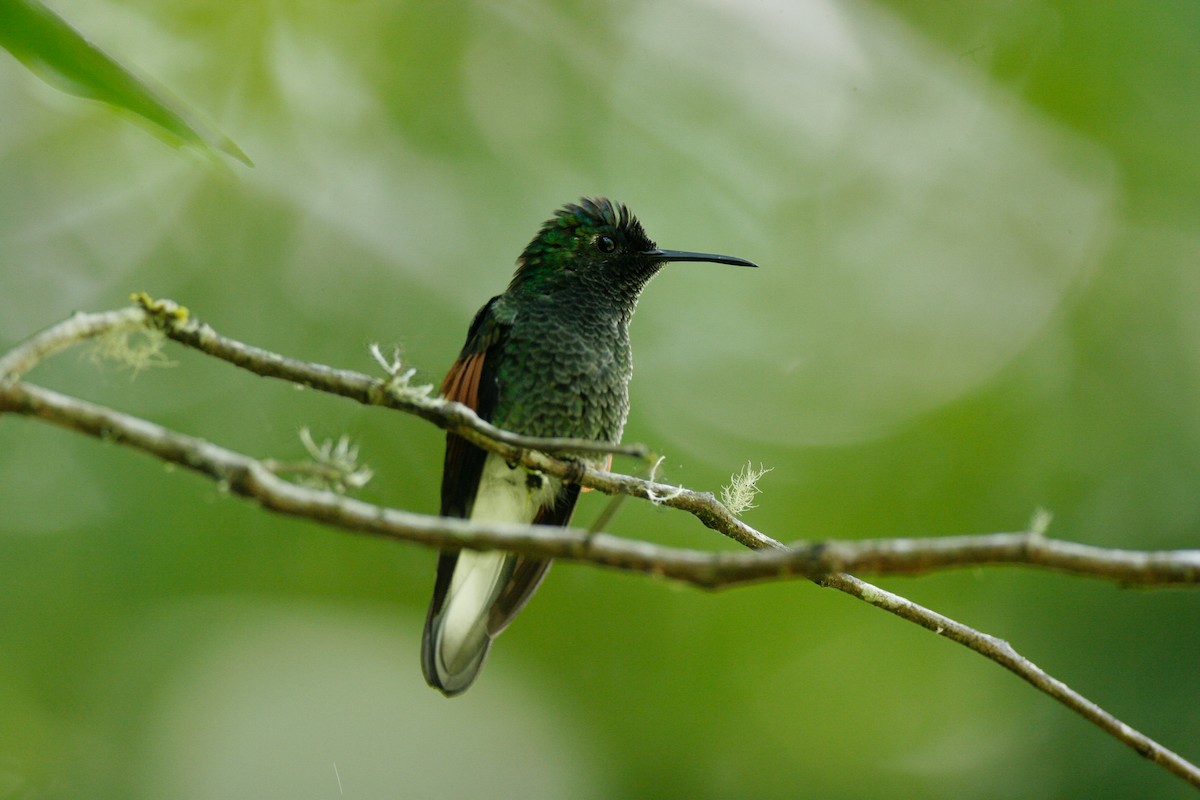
left=421, top=197, right=757, bottom=696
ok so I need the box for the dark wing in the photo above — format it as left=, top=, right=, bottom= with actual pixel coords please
left=439, top=297, right=505, bottom=519
left=423, top=297, right=506, bottom=643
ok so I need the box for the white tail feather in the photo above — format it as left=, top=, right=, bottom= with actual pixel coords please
left=434, top=549, right=509, bottom=678
left=427, top=453, right=559, bottom=691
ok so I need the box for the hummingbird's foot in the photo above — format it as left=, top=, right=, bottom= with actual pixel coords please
left=561, top=457, right=588, bottom=487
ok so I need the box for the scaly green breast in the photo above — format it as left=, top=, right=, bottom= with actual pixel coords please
left=490, top=302, right=633, bottom=448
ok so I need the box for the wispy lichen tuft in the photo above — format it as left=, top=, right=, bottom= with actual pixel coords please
left=295, top=427, right=374, bottom=493
left=1029, top=507, right=1054, bottom=537
left=87, top=328, right=175, bottom=379
left=721, top=461, right=772, bottom=515
left=370, top=343, right=435, bottom=402
left=645, top=455, right=684, bottom=505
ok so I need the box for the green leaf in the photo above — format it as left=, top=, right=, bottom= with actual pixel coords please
left=0, top=0, right=251, bottom=165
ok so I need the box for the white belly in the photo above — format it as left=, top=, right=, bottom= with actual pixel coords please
left=435, top=455, right=559, bottom=676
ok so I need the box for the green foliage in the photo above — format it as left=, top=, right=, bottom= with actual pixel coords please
left=0, top=0, right=249, bottom=164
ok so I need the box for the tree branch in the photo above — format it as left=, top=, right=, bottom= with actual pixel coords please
left=6, top=379, right=1199, bottom=590
left=2, top=298, right=1198, bottom=789
left=153, top=297, right=651, bottom=461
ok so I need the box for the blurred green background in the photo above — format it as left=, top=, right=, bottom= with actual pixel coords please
left=2, top=0, right=1199, bottom=797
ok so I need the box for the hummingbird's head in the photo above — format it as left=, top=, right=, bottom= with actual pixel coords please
left=509, top=197, right=755, bottom=305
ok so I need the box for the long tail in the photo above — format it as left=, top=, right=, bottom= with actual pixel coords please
left=422, top=550, right=512, bottom=696
left=422, top=550, right=555, bottom=695
left=421, top=455, right=579, bottom=696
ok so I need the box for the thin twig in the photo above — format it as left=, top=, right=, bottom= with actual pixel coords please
left=817, top=573, right=1200, bottom=784
left=3, top=379, right=1199, bottom=588
left=2, top=299, right=1199, bottom=789
left=0, top=307, right=146, bottom=379
left=0, top=298, right=648, bottom=461
left=156, top=305, right=650, bottom=460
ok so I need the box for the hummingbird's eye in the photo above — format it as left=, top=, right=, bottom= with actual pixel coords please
left=595, top=235, right=617, bottom=253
